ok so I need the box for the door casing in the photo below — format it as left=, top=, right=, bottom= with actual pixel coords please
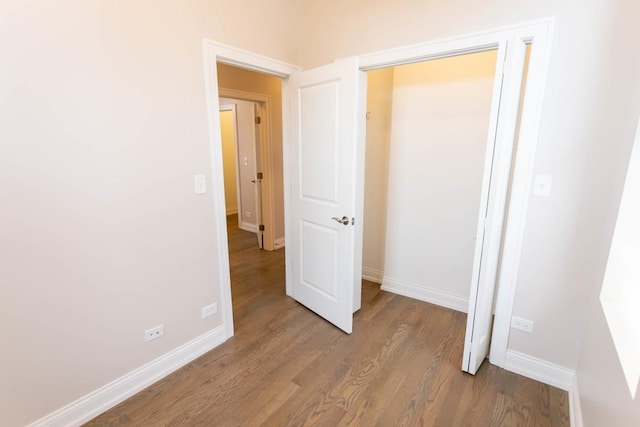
left=202, top=17, right=554, bottom=366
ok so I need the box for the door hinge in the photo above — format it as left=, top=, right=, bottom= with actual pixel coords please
left=255, top=116, right=261, bottom=124
left=259, top=224, right=265, bottom=231
left=256, top=172, right=263, bottom=180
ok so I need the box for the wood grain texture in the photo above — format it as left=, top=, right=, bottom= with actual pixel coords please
left=85, top=216, right=569, bottom=426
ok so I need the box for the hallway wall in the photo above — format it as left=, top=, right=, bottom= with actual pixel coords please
left=220, top=109, right=239, bottom=215
left=219, top=97, right=259, bottom=232
left=362, top=68, right=394, bottom=282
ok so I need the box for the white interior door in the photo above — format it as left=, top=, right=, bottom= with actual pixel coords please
left=462, top=39, right=527, bottom=374
left=286, top=57, right=365, bottom=334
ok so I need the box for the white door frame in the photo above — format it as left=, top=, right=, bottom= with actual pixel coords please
left=360, top=18, right=552, bottom=368
left=219, top=88, right=276, bottom=250
left=202, top=17, right=554, bottom=361
left=203, top=41, right=299, bottom=338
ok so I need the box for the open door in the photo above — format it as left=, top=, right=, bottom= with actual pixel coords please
left=462, top=39, right=527, bottom=374
left=253, top=103, right=265, bottom=249
left=286, top=57, right=365, bottom=334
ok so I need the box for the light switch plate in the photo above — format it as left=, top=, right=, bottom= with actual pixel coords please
left=533, top=174, right=552, bottom=197
left=194, top=174, right=207, bottom=194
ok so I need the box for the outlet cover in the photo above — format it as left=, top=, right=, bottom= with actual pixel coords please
left=511, top=316, right=534, bottom=333
left=202, top=303, right=217, bottom=319
left=145, top=324, right=164, bottom=342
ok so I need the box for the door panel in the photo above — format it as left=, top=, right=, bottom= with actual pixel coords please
left=300, top=221, right=339, bottom=299
left=300, top=83, right=340, bottom=204
left=287, top=57, right=363, bottom=334
left=462, top=39, right=527, bottom=374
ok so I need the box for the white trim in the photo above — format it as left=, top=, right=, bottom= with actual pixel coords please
left=226, top=208, right=238, bottom=216
left=208, top=41, right=300, bottom=78
left=381, top=276, right=468, bottom=313
left=362, top=266, right=383, bottom=284
left=490, top=18, right=555, bottom=368
left=503, top=349, right=574, bottom=391
left=29, top=327, right=227, bottom=427
left=359, top=18, right=553, bottom=70
left=274, top=236, right=285, bottom=249
left=569, top=375, right=584, bottom=427
left=239, top=221, right=258, bottom=233
left=202, top=39, right=298, bottom=334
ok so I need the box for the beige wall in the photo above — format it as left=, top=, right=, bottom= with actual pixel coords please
left=217, top=63, right=285, bottom=242
left=383, top=51, right=497, bottom=303
left=219, top=110, right=239, bottom=215
left=297, top=0, right=638, bottom=370
left=0, top=1, right=297, bottom=425
left=362, top=68, right=394, bottom=279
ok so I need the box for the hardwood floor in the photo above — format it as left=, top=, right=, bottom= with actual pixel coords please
left=86, top=216, right=569, bottom=426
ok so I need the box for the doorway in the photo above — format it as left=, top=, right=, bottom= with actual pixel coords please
left=203, top=19, right=552, bottom=369
left=362, top=47, right=532, bottom=372
left=219, top=99, right=264, bottom=248
left=362, top=50, right=500, bottom=309
left=215, top=62, right=287, bottom=332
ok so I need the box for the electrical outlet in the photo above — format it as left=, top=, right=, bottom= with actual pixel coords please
left=145, top=324, right=164, bottom=342
left=201, top=303, right=217, bottom=319
left=511, top=316, right=534, bottom=333
left=245, top=211, right=251, bottom=218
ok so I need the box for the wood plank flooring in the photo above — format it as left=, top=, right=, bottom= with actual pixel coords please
left=86, top=216, right=569, bottom=426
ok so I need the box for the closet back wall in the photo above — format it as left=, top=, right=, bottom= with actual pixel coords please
left=363, top=51, right=498, bottom=309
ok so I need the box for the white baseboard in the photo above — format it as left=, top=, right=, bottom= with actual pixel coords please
left=503, top=349, right=575, bottom=391
left=381, top=276, right=468, bottom=313
left=239, top=222, right=257, bottom=233
left=274, top=237, right=285, bottom=249
left=29, top=326, right=227, bottom=427
left=569, top=375, right=583, bottom=427
left=362, top=267, right=383, bottom=284
left=226, top=208, right=238, bottom=216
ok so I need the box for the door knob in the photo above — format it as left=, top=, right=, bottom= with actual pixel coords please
left=331, top=216, right=350, bottom=225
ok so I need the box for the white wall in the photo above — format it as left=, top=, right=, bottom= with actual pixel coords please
left=219, top=109, right=239, bottom=215
left=573, top=0, right=640, bottom=424
left=297, top=0, right=639, bottom=371
left=219, top=97, right=258, bottom=231
left=381, top=51, right=497, bottom=308
left=0, top=1, right=297, bottom=425
left=362, top=68, right=394, bottom=282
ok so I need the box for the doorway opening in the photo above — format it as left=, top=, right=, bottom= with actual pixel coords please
left=219, top=99, right=264, bottom=247
left=362, top=46, right=532, bottom=373
left=216, top=62, right=287, bottom=331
